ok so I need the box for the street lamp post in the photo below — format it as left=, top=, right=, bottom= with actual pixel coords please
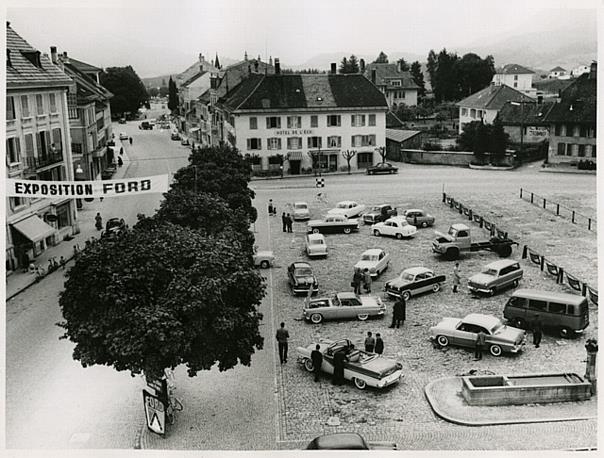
left=511, top=101, right=525, bottom=157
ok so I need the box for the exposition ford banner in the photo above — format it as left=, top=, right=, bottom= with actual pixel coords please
left=6, top=175, right=170, bottom=198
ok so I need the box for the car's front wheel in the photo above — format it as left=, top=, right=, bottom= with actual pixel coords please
left=560, top=326, right=574, bottom=339
left=310, top=313, right=323, bottom=324
left=489, top=344, right=503, bottom=357
left=436, top=335, right=449, bottom=347
left=395, top=232, right=403, bottom=240
left=402, top=290, right=411, bottom=301
left=353, top=377, right=367, bottom=390
left=432, top=283, right=441, bottom=293
left=373, top=229, right=381, bottom=236
left=304, top=359, right=314, bottom=372
left=512, top=279, right=519, bottom=288
left=357, top=314, right=369, bottom=321
left=343, top=227, right=352, bottom=234
left=422, top=222, right=428, bottom=228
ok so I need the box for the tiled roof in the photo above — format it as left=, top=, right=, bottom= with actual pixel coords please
left=386, top=111, right=404, bottom=128
left=219, top=74, right=388, bottom=111
left=496, top=101, right=557, bottom=126
left=495, top=64, right=535, bottom=75
left=7, top=25, right=73, bottom=89
left=386, top=129, right=422, bottom=143
left=533, top=78, right=574, bottom=94
left=543, top=73, right=596, bottom=124
left=364, top=63, right=419, bottom=89
left=216, top=59, right=274, bottom=98
left=62, top=60, right=113, bottom=103
left=457, top=84, right=535, bottom=110
left=550, top=66, right=566, bottom=72
left=181, top=71, right=206, bottom=87
left=68, top=57, right=101, bottom=73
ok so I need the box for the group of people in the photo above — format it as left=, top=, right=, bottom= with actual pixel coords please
left=267, top=199, right=277, bottom=216
left=351, top=268, right=372, bottom=294
left=363, top=331, right=385, bottom=354
left=281, top=213, right=294, bottom=232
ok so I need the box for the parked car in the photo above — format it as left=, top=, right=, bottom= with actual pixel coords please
left=363, top=204, right=397, bottom=225
left=307, top=215, right=359, bottom=234
left=429, top=313, right=526, bottom=357
left=253, top=250, right=275, bottom=269
left=366, top=162, right=398, bottom=175
left=305, top=233, right=328, bottom=258
left=371, top=216, right=417, bottom=239
left=354, top=249, right=391, bottom=278
left=384, top=267, right=446, bottom=300
left=119, top=132, right=129, bottom=140
left=468, top=259, right=523, bottom=296
left=305, top=433, right=397, bottom=450
left=303, top=292, right=385, bottom=324
left=181, top=138, right=190, bottom=146
left=101, top=218, right=127, bottom=238
left=327, top=201, right=366, bottom=219
left=403, top=208, right=435, bottom=228
left=287, top=261, right=319, bottom=295
left=296, top=338, right=403, bottom=390
left=118, top=118, right=126, bottom=124
left=292, top=202, right=311, bottom=221
left=139, top=121, right=152, bottom=130
left=171, top=132, right=180, bottom=141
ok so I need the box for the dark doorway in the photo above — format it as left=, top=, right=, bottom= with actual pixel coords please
left=289, top=160, right=301, bottom=175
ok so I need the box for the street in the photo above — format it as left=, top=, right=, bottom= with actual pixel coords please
left=6, top=121, right=597, bottom=450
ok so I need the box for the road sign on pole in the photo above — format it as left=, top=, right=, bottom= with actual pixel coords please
left=143, top=389, right=166, bottom=435
left=315, top=178, right=325, bottom=188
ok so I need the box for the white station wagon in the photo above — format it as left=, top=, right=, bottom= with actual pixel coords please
left=327, top=201, right=366, bottom=219
left=371, top=216, right=417, bottom=239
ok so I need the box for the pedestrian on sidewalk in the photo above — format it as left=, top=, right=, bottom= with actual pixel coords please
left=95, top=212, right=103, bottom=230
left=129, top=137, right=133, bottom=145
left=120, top=146, right=124, bottom=155
left=118, top=156, right=123, bottom=167
left=375, top=333, right=384, bottom=355
left=452, top=262, right=461, bottom=293
left=363, top=268, right=372, bottom=293
left=276, top=322, right=290, bottom=364
left=391, top=296, right=406, bottom=328
left=286, top=213, right=293, bottom=232
left=281, top=212, right=287, bottom=232
left=532, top=315, right=543, bottom=348
left=311, top=344, right=323, bottom=382
left=352, top=268, right=363, bottom=295
left=364, top=331, right=375, bottom=353
left=59, top=256, right=66, bottom=270
left=475, top=330, right=486, bottom=360
left=268, top=199, right=275, bottom=216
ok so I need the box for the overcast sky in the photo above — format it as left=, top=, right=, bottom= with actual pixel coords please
left=6, top=0, right=599, bottom=77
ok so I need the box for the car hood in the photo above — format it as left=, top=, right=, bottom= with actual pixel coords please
left=385, top=278, right=411, bottom=289
left=308, top=219, right=328, bottom=225
left=493, top=325, right=525, bottom=342
left=255, top=250, right=273, bottom=258
left=355, top=260, right=378, bottom=270
left=358, top=296, right=382, bottom=307
left=434, top=231, right=454, bottom=242
left=361, top=356, right=401, bottom=374
left=468, top=273, right=495, bottom=285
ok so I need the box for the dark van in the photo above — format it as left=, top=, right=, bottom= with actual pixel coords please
left=503, top=289, right=589, bottom=338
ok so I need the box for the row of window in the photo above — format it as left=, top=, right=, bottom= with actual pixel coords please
left=246, top=134, right=377, bottom=150
left=6, top=129, right=63, bottom=164
left=6, top=93, right=58, bottom=120
left=391, top=91, right=407, bottom=99
left=556, top=143, right=596, bottom=158
left=249, top=114, right=377, bottom=130
left=461, top=108, right=485, bottom=119
left=554, top=124, right=596, bottom=138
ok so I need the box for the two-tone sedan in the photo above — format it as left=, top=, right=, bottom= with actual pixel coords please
left=302, top=292, right=385, bottom=323
left=287, top=261, right=319, bottom=295
left=297, top=338, right=403, bottom=390
left=307, top=215, right=360, bottom=234
left=403, top=209, right=435, bottom=228
left=371, top=216, right=417, bottom=239
left=429, top=313, right=526, bottom=357
left=366, top=162, right=398, bottom=175
left=354, top=249, right=391, bottom=277
left=384, top=267, right=446, bottom=300
left=327, top=201, right=366, bottom=219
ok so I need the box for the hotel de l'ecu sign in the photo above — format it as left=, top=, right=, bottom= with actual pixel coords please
left=275, top=129, right=314, bottom=136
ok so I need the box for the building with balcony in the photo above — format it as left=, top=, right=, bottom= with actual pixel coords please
left=363, top=62, right=419, bottom=109
left=217, top=61, right=388, bottom=174
left=53, top=49, right=114, bottom=180
left=6, top=23, right=77, bottom=272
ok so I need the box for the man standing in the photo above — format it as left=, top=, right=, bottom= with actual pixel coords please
left=452, top=262, right=461, bottom=293
left=364, top=332, right=375, bottom=352
left=332, top=349, right=348, bottom=385
left=281, top=212, right=287, bottom=232
left=311, top=344, right=323, bottom=382
left=375, top=333, right=384, bottom=355
left=533, top=315, right=543, bottom=348
left=391, top=296, right=406, bottom=328
left=475, top=330, right=486, bottom=360
left=363, top=268, right=372, bottom=293
left=276, top=322, right=290, bottom=364
left=352, top=268, right=363, bottom=295
left=286, top=213, right=293, bottom=233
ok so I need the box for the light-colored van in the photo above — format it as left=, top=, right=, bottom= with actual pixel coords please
left=503, top=289, right=589, bottom=338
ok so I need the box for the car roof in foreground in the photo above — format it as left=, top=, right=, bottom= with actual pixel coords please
left=307, top=233, right=324, bottom=240
left=337, top=292, right=359, bottom=299
left=463, top=313, right=501, bottom=328
left=307, top=432, right=368, bottom=450
left=405, top=208, right=425, bottom=214
left=512, top=288, right=586, bottom=304
left=484, top=259, right=519, bottom=269
left=451, top=223, right=470, bottom=230
left=361, top=248, right=384, bottom=255
left=294, top=201, right=308, bottom=206
left=403, top=266, right=432, bottom=275
left=292, top=261, right=311, bottom=268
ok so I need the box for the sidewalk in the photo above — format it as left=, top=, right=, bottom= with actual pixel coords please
left=6, top=142, right=133, bottom=301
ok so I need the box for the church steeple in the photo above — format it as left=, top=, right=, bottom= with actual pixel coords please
left=214, top=52, right=220, bottom=69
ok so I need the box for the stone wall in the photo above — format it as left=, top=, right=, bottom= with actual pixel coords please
left=400, top=149, right=475, bottom=166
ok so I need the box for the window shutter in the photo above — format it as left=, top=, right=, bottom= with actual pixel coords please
left=247, top=139, right=251, bottom=150
left=266, top=118, right=270, bottom=129
left=36, top=133, right=42, bottom=154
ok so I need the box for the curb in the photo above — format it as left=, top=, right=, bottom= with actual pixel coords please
left=251, top=170, right=367, bottom=181
left=134, top=420, right=146, bottom=449
left=424, top=377, right=597, bottom=427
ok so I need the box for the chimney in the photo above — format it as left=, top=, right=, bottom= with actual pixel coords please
left=50, top=46, right=58, bottom=64
left=254, top=61, right=259, bottom=72
left=589, top=61, right=597, bottom=80
left=199, top=53, right=203, bottom=62
left=330, top=63, right=337, bottom=74
left=62, top=51, right=70, bottom=64
left=244, top=51, right=248, bottom=61
left=397, top=61, right=402, bottom=72
left=274, top=58, right=280, bottom=75
left=360, top=58, right=365, bottom=74
left=371, top=69, right=376, bottom=84
left=537, top=95, right=543, bottom=104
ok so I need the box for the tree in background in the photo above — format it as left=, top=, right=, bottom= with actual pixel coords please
left=426, top=50, right=438, bottom=87
left=339, top=57, right=349, bottom=74
left=148, top=87, right=160, bottom=97
left=396, top=57, right=410, bottom=72
left=457, top=53, right=495, bottom=97
left=432, top=49, right=460, bottom=102
left=489, top=117, right=509, bottom=164
left=100, top=66, right=148, bottom=115
left=375, top=146, right=388, bottom=163
left=159, top=85, right=169, bottom=98
left=339, top=55, right=360, bottom=74
left=457, top=120, right=508, bottom=164
left=373, top=51, right=389, bottom=63
left=168, top=76, right=179, bottom=112
left=410, top=61, right=426, bottom=99
left=341, top=149, right=357, bottom=174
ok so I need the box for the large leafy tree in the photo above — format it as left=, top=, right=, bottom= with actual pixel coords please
left=100, top=66, right=148, bottom=115
left=58, top=220, right=265, bottom=378
left=457, top=53, right=495, bottom=97
left=410, top=61, right=426, bottom=99
left=396, top=57, right=410, bottom=72
left=339, top=55, right=360, bottom=74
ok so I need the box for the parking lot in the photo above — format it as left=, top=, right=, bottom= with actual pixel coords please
left=251, top=163, right=598, bottom=447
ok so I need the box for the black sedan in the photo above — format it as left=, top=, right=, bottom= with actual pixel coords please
left=366, top=162, right=398, bottom=175
left=287, top=261, right=319, bottom=295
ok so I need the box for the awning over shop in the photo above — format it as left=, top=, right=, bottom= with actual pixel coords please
left=287, top=151, right=303, bottom=160
left=11, top=215, right=56, bottom=243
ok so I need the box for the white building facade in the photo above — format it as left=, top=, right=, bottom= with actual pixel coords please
left=491, top=64, right=536, bottom=97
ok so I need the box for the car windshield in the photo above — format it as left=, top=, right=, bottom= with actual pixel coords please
left=400, top=220, right=409, bottom=226
left=310, top=239, right=323, bottom=245
left=370, top=206, right=382, bottom=212
left=336, top=203, right=349, bottom=209
left=361, top=254, right=378, bottom=261
left=295, top=203, right=307, bottom=209
left=482, top=268, right=498, bottom=276
left=490, top=322, right=504, bottom=334
left=401, top=272, right=415, bottom=281
left=296, top=267, right=313, bottom=276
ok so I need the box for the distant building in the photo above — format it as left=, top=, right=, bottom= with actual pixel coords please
left=543, top=63, right=596, bottom=165
left=497, top=101, right=556, bottom=145
left=456, top=84, right=534, bottom=134
left=386, top=129, right=423, bottom=161
left=364, top=62, right=419, bottom=109
left=571, top=64, right=590, bottom=78
left=548, top=66, right=567, bottom=79
left=533, top=78, right=574, bottom=102
left=491, top=64, right=536, bottom=97
left=217, top=61, right=388, bottom=174
left=6, top=24, right=78, bottom=272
